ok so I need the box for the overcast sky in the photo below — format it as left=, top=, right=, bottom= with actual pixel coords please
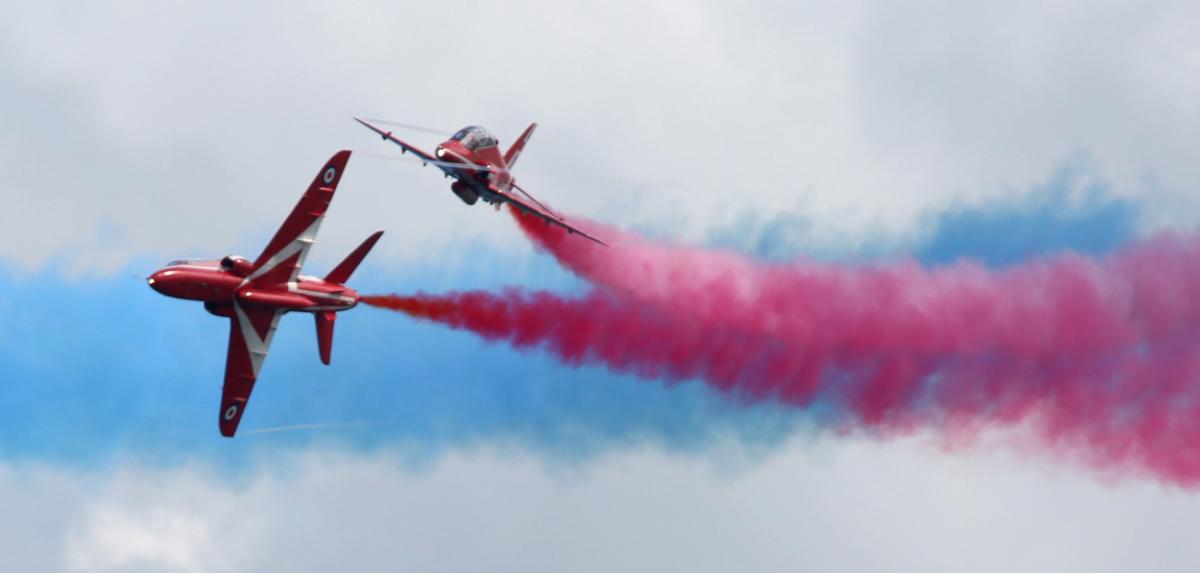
left=2, top=1, right=1199, bottom=571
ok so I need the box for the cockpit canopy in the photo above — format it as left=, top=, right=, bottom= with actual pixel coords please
left=165, top=259, right=220, bottom=268
left=451, top=126, right=498, bottom=151
left=220, top=255, right=255, bottom=277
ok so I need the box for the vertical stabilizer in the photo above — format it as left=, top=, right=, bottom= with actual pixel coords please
left=325, top=231, right=384, bottom=284
left=503, top=123, right=537, bottom=169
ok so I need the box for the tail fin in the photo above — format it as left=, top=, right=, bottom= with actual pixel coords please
left=315, top=311, right=335, bottom=364
left=503, top=123, right=537, bottom=169
left=325, top=231, right=383, bottom=284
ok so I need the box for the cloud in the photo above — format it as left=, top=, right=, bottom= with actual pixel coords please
left=65, top=505, right=228, bottom=573
left=3, top=440, right=1199, bottom=572
left=2, top=2, right=1197, bottom=273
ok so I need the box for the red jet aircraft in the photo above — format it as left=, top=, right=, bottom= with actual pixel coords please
left=147, top=150, right=382, bottom=437
left=355, top=118, right=606, bottom=245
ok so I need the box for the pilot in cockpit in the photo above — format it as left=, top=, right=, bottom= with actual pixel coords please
left=451, top=126, right=499, bottom=151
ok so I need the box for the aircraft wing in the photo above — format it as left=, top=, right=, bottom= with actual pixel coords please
left=219, top=302, right=284, bottom=437
left=245, top=150, right=350, bottom=287
left=355, top=118, right=439, bottom=163
left=354, top=118, right=489, bottom=179
left=494, top=184, right=607, bottom=246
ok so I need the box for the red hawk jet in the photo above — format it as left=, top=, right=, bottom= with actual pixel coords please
left=355, top=118, right=606, bottom=245
left=147, top=150, right=382, bottom=437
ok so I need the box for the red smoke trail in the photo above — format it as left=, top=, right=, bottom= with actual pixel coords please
left=512, top=209, right=1200, bottom=359
left=363, top=209, right=1200, bottom=485
left=364, top=290, right=1200, bottom=485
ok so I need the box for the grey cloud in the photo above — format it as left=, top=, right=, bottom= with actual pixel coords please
left=3, top=2, right=1198, bottom=273
left=2, top=441, right=1198, bottom=572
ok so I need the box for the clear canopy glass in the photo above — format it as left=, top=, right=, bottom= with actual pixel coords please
left=451, top=126, right=498, bottom=151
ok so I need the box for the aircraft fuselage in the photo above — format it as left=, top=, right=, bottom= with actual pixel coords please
left=435, top=138, right=512, bottom=205
left=148, top=261, right=359, bottom=312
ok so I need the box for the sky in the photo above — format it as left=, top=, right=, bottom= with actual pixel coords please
left=1, top=1, right=1199, bottom=571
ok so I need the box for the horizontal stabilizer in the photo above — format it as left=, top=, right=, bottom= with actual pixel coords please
left=315, top=311, right=335, bottom=365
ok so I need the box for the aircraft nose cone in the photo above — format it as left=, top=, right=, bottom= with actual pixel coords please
left=437, top=142, right=463, bottom=161
left=147, top=270, right=170, bottom=294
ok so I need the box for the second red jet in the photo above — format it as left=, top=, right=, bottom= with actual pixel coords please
left=355, top=118, right=606, bottom=245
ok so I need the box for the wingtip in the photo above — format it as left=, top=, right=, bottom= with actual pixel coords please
left=352, top=117, right=378, bottom=132
left=329, top=149, right=353, bottom=169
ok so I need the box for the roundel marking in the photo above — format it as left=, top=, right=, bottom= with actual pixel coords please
left=322, top=167, right=337, bottom=184
left=224, top=405, right=239, bottom=421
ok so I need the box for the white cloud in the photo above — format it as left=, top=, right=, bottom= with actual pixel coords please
left=2, top=438, right=1198, bottom=573
left=60, top=464, right=257, bottom=573
left=66, top=507, right=219, bottom=573
left=1, top=1, right=1197, bottom=273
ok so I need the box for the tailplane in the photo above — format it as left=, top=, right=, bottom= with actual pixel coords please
left=325, top=231, right=384, bottom=284
left=315, top=312, right=335, bottom=365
